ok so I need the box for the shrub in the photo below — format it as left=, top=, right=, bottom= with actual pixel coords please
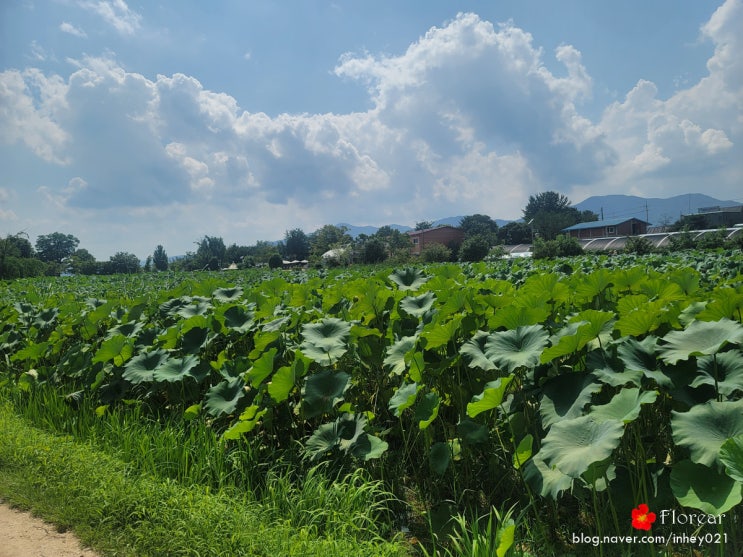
left=458, top=235, right=490, bottom=262
left=268, top=253, right=283, bottom=269
left=532, top=235, right=583, bottom=259
left=420, top=243, right=452, bottom=263
left=624, top=236, right=654, bottom=255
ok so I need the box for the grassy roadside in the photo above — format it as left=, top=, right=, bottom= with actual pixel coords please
left=0, top=401, right=410, bottom=557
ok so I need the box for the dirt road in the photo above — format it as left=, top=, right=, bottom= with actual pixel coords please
left=0, top=501, right=100, bottom=557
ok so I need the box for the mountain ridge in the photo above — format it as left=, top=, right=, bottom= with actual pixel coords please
left=337, top=194, right=741, bottom=237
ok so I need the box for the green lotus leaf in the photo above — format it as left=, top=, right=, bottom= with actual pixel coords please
left=460, top=331, right=497, bottom=371
left=429, top=442, right=451, bottom=475
left=212, top=286, right=243, bottom=302
left=670, top=460, right=742, bottom=514
left=300, top=317, right=352, bottom=365
left=522, top=454, right=574, bottom=499
left=719, top=435, right=743, bottom=483
left=302, top=369, right=351, bottom=418
left=413, top=391, right=440, bottom=430
left=222, top=305, right=255, bottom=333
left=388, top=268, right=429, bottom=291
left=399, top=291, right=436, bottom=318
left=153, top=354, right=200, bottom=383
left=304, top=414, right=375, bottom=461
left=671, top=399, right=743, bottom=467
left=176, top=297, right=213, bottom=318
left=588, top=349, right=643, bottom=387
left=457, top=419, right=489, bottom=445
left=349, top=433, right=388, bottom=461
left=389, top=382, right=419, bottom=417
left=93, top=334, right=133, bottom=366
left=484, top=324, right=549, bottom=373
left=181, top=326, right=209, bottom=355
left=691, top=350, right=743, bottom=396
left=488, top=304, right=551, bottom=330
left=615, top=299, right=665, bottom=337
left=383, top=336, right=417, bottom=375
left=420, top=315, right=463, bottom=350
left=538, top=415, right=624, bottom=478
left=467, top=376, right=514, bottom=418
left=539, top=373, right=602, bottom=428
left=106, top=321, right=143, bottom=339
left=660, top=318, right=743, bottom=365
left=122, top=349, right=169, bottom=384
left=580, top=458, right=616, bottom=491
left=245, top=347, right=277, bottom=388
left=513, top=434, right=534, bottom=470
left=204, top=376, right=245, bottom=417
left=222, top=406, right=268, bottom=440
left=268, top=365, right=295, bottom=403
left=589, top=388, right=658, bottom=424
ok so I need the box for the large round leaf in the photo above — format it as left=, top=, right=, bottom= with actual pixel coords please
left=670, top=460, right=742, bottom=514
left=691, top=350, right=743, bottom=396
left=660, top=318, right=743, bottom=365
left=467, top=376, right=514, bottom=418
left=222, top=305, right=255, bottom=333
left=153, top=354, right=200, bottom=383
left=302, top=369, right=351, bottom=418
left=671, top=399, right=743, bottom=467
left=300, top=318, right=351, bottom=365
left=389, top=268, right=429, bottom=291
left=122, top=349, right=169, bottom=384
left=204, top=376, right=245, bottom=417
left=522, top=455, right=574, bottom=499
left=384, top=336, right=418, bottom=375
left=589, top=388, right=658, bottom=424
left=484, top=325, right=549, bottom=373
left=538, top=415, right=624, bottom=478
left=539, top=372, right=601, bottom=428
left=460, top=331, right=497, bottom=371
left=399, top=291, right=436, bottom=318
left=719, top=435, right=743, bottom=483
left=212, top=286, right=243, bottom=302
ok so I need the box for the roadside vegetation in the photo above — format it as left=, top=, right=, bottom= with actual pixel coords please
left=2, top=248, right=742, bottom=555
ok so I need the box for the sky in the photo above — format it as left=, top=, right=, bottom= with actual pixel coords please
left=1, top=0, right=742, bottom=260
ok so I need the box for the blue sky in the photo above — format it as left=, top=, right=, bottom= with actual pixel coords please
left=1, top=0, right=741, bottom=259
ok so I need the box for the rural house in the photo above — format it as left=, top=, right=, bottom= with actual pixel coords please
left=562, top=218, right=650, bottom=239
left=408, top=225, right=465, bottom=256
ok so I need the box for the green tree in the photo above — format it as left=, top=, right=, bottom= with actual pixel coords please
left=362, top=238, right=387, bottom=264
left=309, top=225, right=351, bottom=258
left=458, top=235, right=491, bottom=262
left=523, top=192, right=586, bottom=240
left=68, top=248, right=98, bottom=275
left=497, top=222, right=532, bottom=244
left=284, top=228, right=310, bottom=260
left=459, top=214, right=499, bottom=245
left=195, top=236, right=226, bottom=270
left=153, top=245, right=169, bottom=271
left=225, top=243, right=250, bottom=265
left=102, top=252, right=141, bottom=274
left=35, top=232, right=80, bottom=263
left=415, top=221, right=433, bottom=231
left=268, top=253, right=283, bottom=269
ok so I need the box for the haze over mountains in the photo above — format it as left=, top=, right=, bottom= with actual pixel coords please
left=338, top=194, right=742, bottom=238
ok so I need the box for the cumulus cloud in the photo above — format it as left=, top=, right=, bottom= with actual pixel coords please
left=596, top=0, right=741, bottom=192
left=0, top=2, right=741, bottom=256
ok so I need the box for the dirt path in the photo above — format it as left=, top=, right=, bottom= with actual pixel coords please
left=0, top=501, right=100, bottom=557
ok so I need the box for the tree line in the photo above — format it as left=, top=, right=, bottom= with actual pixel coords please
left=1, top=192, right=600, bottom=279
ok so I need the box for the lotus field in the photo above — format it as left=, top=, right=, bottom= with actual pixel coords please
left=2, top=251, right=743, bottom=555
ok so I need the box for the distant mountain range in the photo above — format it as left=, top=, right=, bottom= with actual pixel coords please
left=574, top=194, right=741, bottom=226
left=337, top=194, right=741, bottom=236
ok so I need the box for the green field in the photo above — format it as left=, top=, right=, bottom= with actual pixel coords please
left=2, top=250, right=742, bottom=556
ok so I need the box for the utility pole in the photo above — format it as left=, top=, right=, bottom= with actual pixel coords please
left=645, top=201, right=649, bottom=223
left=600, top=207, right=604, bottom=220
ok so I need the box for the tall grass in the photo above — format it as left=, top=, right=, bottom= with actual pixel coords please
left=4, top=386, right=405, bottom=549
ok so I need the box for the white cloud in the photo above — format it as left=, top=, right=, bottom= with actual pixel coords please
left=77, top=0, right=142, bottom=36
left=60, top=22, right=87, bottom=38
left=1, top=4, right=741, bottom=257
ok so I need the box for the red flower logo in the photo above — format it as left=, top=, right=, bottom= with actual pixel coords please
left=631, top=504, right=656, bottom=530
